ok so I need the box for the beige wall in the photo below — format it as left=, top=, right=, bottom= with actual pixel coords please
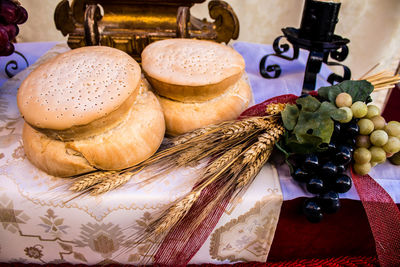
left=18, top=0, right=400, bottom=79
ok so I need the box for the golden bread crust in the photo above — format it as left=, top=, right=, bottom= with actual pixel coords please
left=17, top=46, right=141, bottom=136
left=22, top=123, right=96, bottom=177
left=158, top=78, right=252, bottom=136
left=69, top=89, right=165, bottom=170
left=142, top=39, right=245, bottom=102
left=22, top=83, right=165, bottom=177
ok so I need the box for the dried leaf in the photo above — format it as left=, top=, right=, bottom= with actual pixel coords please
left=73, top=251, right=87, bottom=262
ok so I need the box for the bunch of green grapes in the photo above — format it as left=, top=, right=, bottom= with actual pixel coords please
left=336, top=93, right=400, bottom=174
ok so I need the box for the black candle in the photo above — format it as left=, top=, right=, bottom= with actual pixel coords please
left=299, top=0, right=341, bottom=42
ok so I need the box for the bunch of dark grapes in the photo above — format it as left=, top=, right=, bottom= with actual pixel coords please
left=290, top=115, right=358, bottom=223
left=0, top=0, right=28, bottom=56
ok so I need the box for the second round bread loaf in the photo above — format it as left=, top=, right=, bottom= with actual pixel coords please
left=158, top=78, right=252, bottom=136
left=142, top=39, right=245, bottom=102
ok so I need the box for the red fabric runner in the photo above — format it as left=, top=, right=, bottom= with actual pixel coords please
left=351, top=169, right=400, bottom=266
left=1, top=255, right=379, bottom=266
left=154, top=178, right=233, bottom=266
left=154, top=93, right=400, bottom=266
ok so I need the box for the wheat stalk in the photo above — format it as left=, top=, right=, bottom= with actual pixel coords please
left=153, top=190, right=201, bottom=236
left=265, top=103, right=286, bottom=115
left=220, top=117, right=273, bottom=140
left=172, top=125, right=217, bottom=145
left=363, top=72, right=400, bottom=91
left=237, top=148, right=273, bottom=189
left=68, top=104, right=286, bottom=196
left=242, top=124, right=284, bottom=164
left=90, top=172, right=133, bottom=195
left=69, top=171, right=117, bottom=192
left=205, top=144, right=246, bottom=175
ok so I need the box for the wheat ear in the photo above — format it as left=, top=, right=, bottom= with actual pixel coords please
left=237, top=148, right=273, bottom=189
left=172, top=125, right=217, bottom=145
left=69, top=171, right=117, bottom=192
left=205, top=144, right=246, bottom=175
left=153, top=190, right=201, bottom=235
left=90, top=172, right=133, bottom=195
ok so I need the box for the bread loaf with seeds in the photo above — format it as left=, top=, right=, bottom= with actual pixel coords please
left=18, top=47, right=165, bottom=177
left=142, top=39, right=245, bottom=102
left=158, top=78, right=252, bottom=136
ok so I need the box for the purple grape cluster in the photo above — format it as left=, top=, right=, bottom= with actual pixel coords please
left=290, top=120, right=358, bottom=223
left=0, top=0, right=28, bottom=56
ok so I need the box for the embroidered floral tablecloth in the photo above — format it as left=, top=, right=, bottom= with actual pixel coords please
left=0, top=44, right=283, bottom=265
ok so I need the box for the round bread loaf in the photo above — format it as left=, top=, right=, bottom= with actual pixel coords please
left=158, top=78, right=252, bottom=136
left=17, top=46, right=141, bottom=141
left=22, top=80, right=165, bottom=177
left=142, top=39, right=245, bottom=102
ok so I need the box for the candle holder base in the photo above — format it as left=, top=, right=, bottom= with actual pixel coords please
left=259, top=27, right=351, bottom=93
left=259, top=0, right=351, bottom=93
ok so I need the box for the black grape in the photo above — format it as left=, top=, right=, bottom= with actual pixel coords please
left=302, top=198, right=323, bottom=223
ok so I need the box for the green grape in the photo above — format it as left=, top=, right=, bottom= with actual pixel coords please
left=370, top=130, right=389, bottom=146
left=366, top=105, right=380, bottom=119
left=339, top=107, right=353, bottom=123
left=356, top=135, right=371, bottom=148
left=370, top=115, right=386, bottom=130
left=335, top=92, right=352, bottom=107
left=369, top=146, right=387, bottom=163
left=354, top=147, right=372, bottom=164
left=357, top=119, right=374, bottom=135
left=351, top=101, right=368, bottom=118
left=371, top=161, right=379, bottom=167
left=383, top=136, right=400, bottom=154
left=353, top=162, right=371, bottom=175
left=385, top=121, right=400, bottom=137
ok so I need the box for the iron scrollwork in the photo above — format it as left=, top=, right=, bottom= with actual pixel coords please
left=259, top=0, right=351, bottom=93
left=259, top=36, right=299, bottom=79
left=5, top=51, right=29, bottom=78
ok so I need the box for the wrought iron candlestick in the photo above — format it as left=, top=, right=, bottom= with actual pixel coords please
left=259, top=0, right=351, bottom=93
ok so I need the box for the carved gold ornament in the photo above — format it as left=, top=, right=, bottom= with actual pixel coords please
left=54, top=0, right=239, bottom=62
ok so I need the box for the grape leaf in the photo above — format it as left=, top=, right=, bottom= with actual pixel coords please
left=296, top=96, right=321, bottom=112
left=285, top=133, right=323, bottom=154
left=318, top=80, right=374, bottom=103
left=281, top=104, right=299, bottom=131
left=320, top=102, right=347, bottom=121
left=293, top=108, right=333, bottom=145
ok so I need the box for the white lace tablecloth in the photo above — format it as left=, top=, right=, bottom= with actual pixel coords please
left=0, top=42, right=399, bottom=265
left=0, top=42, right=282, bottom=265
